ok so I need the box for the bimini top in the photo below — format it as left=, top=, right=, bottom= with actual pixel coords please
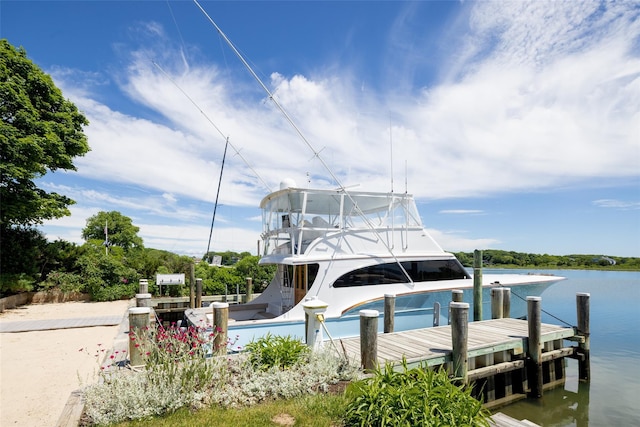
left=259, top=185, right=444, bottom=261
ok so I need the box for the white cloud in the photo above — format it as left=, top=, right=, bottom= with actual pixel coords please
left=592, top=199, right=640, bottom=210
left=439, top=210, right=485, bottom=215
left=40, top=1, right=640, bottom=255
left=425, top=228, right=501, bottom=253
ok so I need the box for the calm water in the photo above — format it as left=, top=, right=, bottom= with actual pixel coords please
left=491, top=269, right=640, bottom=427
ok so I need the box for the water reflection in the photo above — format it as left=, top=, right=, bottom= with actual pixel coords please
left=491, top=269, right=640, bottom=427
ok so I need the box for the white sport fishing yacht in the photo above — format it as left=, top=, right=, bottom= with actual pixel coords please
left=186, top=180, right=563, bottom=346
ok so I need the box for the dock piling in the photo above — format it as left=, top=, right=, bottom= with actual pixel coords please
left=527, top=296, right=543, bottom=398
left=195, top=278, right=203, bottom=308
left=473, top=250, right=483, bottom=321
left=491, top=288, right=504, bottom=319
left=384, top=294, right=395, bottom=333
left=246, top=277, right=253, bottom=302
left=212, top=302, right=229, bottom=356
left=450, top=302, right=469, bottom=384
left=360, top=309, right=379, bottom=372
left=128, top=307, right=151, bottom=367
left=576, top=292, right=591, bottom=382
left=138, top=279, right=148, bottom=294
left=135, top=293, right=151, bottom=308
left=189, top=263, right=196, bottom=308
left=502, top=287, right=511, bottom=318
left=449, top=289, right=464, bottom=325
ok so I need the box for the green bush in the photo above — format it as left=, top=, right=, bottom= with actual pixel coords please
left=40, top=271, right=85, bottom=293
left=0, top=273, right=34, bottom=296
left=76, top=250, right=138, bottom=301
left=344, top=360, right=490, bottom=427
left=244, top=333, right=310, bottom=371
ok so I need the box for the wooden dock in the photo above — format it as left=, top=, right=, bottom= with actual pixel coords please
left=338, top=318, right=575, bottom=368
left=336, top=317, right=581, bottom=408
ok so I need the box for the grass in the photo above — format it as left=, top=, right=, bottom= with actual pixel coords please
left=113, top=393, right=347, bottom=427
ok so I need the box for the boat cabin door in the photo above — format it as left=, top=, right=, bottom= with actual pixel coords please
left=293, top=265, right=308, bottom=305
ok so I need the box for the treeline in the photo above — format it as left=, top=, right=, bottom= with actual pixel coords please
left=453, top=250, right=640, bottom=271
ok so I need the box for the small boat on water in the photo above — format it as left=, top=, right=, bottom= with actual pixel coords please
left=186, top=180, right=564, bottom=347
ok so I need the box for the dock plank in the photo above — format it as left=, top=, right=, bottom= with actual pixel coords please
left=336, top=318, right=574, bottom=368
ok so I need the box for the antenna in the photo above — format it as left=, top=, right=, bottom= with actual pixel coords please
left=405, top=160, right=408, bottom=194
left=389, top=118, right=393, bottom=193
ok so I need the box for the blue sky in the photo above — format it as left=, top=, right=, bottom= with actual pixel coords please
left=2, top=1, right=639, bottom=257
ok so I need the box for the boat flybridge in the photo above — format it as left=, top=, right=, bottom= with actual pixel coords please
left=186, top=180, right=563, bottom=341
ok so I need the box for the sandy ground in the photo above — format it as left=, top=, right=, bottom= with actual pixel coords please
left=0, top=300, right=131, bottom=426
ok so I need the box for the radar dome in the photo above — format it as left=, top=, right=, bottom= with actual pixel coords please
left=280, top=178, right=297, bottom=190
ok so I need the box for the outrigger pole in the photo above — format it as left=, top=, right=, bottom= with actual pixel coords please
left=193, top=0, right=414, bottom=286
left=207, top=137, right=229, bottom=261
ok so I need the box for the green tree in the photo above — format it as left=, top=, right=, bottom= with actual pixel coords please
left=82, top=211, right=143, bottom=252
left=0, top=39, right=89, bottom=228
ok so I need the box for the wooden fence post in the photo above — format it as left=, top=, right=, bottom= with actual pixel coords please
left=450, top=302, right=469, bottom=384
left=212, top=302, right=229, bottom=356
left=384, top=294, right=395, bottom=333
left=527, top=296, right=543, bottom=398
left=576, top=292, right=591, bottom=382
left=360, top=310, right=379, bottom=372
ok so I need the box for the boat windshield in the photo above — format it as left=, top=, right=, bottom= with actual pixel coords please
left=333, top=259, right=469, bottom=287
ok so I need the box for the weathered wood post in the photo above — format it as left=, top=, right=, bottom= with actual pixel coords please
left=138, top=279, right=148, bottom=294
left=433, top=302, right=441, bottom=327
left=360, top=309, right=379, bottom=372
left=576, top=292, right=591, bottom=382
left=195, top=278, right=203, bottom=308
left=451, top=302, right=469, bottom=384
left=189, top=277, right=195, bottom=309
left=384, top=294, right=395, bottom=333
left=246, top=277, right=253, bottom=303
left=527, top=296, right=543, bottom=398
left=502, top=287, right=511, bottom=318
left=449, top=290, right=464, bottom=325
left=128, top=307, right=151, bottom=367
left=473, top=250, right=483, bottom=321
left=190, top=263, right=196, bottom=308
left=491, top=287, right=504, bottom=319
left=135, top=292, right=151, bottom=308
left=302, top=297, right=329, bottom=350
left=211, top=302, right=229, bottom=356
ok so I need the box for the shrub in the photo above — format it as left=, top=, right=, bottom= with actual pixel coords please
left=0, top=273, right=34, bottom=296
left=40, top=271, right=85, bottom=293
left=343, top=360, right=490, bottom=427
left=244, top=333, right=310, bottom=371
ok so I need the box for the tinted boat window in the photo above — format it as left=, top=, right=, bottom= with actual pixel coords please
left=333, top=259, right=468, bottom=287
left=401, top=259, right=469, bottom=281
